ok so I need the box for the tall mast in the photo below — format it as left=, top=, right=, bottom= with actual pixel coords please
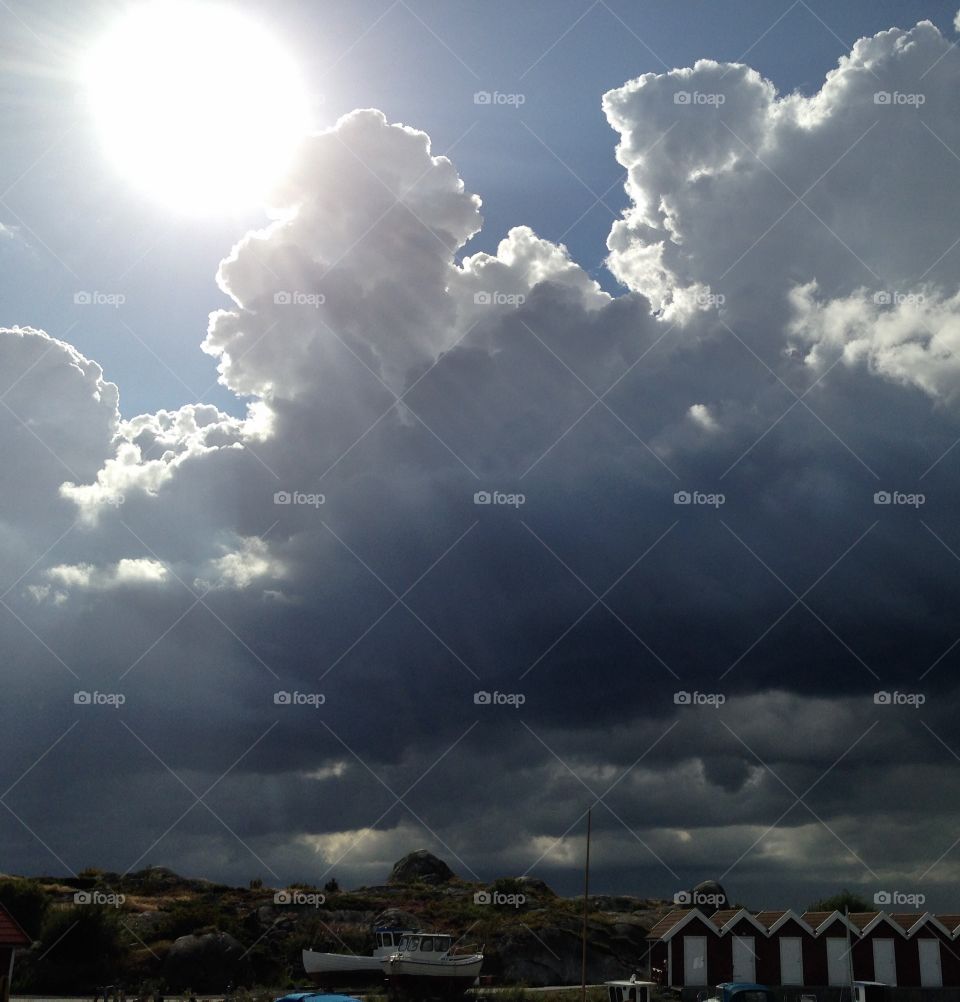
left=845, top=905, right=854, bottom=998
left=581, top=808, right=592, bottom=1002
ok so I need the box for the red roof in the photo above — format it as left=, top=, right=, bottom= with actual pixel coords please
left=0, top=902, right=31, bottom=947
left=888, top=913, right=926, bottom=932
left=755, top=910, right=788, bottom=928
left=801, top=910, right=859, bottom=931
left=848, top=912, right=882, bottom=931
left=648, top=909, right=697, bottom=939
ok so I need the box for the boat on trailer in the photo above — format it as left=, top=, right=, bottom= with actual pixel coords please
left=303, top=928, right=411, bottom=987
left=383, top=931, right=483, bottom=999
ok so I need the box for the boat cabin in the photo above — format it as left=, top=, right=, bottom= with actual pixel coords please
left=607, top=979, right=655, bottom=1002
left=395, top=933, right=454, bottom=956
left=375, top=929, right=411, bottom=954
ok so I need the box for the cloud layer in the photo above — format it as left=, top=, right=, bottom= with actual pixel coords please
left=4, top=16, right=960, bottom=907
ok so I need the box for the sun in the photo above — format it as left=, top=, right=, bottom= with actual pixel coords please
left=83, top=1, right=311, bottom=214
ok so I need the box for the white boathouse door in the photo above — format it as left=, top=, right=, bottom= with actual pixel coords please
left=919, top=939, right=943, bottom=987
left=827, top=938, right=851, bottom=985
left=732, top=936, right=756, bottom=982
left=684, top=936, right=707, bottom=986
left=779, top=937, right=803, bottom=984
left=873, top=939, right=897, bottom=985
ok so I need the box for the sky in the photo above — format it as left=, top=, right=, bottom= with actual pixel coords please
left=4, top=0, right=960, bottom=915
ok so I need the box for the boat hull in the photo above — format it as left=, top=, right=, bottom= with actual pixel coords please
left=384, top=957, right=483, bottom=999
left=302, top=950, right=386, bottom=988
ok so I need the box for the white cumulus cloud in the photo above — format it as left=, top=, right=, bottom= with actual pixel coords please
left=4, top=14, right=960, bottom=900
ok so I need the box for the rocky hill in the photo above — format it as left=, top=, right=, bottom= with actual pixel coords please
left=0, top=852, right=680, bottom=994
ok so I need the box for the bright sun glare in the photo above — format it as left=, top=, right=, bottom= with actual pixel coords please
left=83, top=1, right=310, bottom=214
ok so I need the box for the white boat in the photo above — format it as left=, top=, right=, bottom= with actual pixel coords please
left=303, top=928, right=410, bottom=986
left=382, top=932, right=483, bottom=998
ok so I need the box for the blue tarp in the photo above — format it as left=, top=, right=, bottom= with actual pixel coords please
left=275, top=993, right=359, bottom=1002
left=713, top=985, right=774, bottom=1002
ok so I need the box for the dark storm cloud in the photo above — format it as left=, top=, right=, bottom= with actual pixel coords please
left=5, top=19, right=960, bottom=910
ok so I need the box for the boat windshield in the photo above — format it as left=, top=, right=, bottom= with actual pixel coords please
left=436, top=936, right=451, bottom=952
left=398, top=936, right=415, bottom=951
left=420, top=937, right=434, bottom=951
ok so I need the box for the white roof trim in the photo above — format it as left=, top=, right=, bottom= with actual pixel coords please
left=656, top=908, right=722, bottom=940
left=718, top=908, right=769, bottom=935
left=766, top=909, right=816, bottom=936
left=859, top=912, right=909, bottom=936
left=812, top=910, right=861, bottom=935
left=905, top=913, right=954, bottom=939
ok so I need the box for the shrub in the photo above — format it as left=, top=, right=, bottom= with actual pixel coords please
left=807, top=889, right=871, bottom=913
left=30, top=904, right=124, bottom=992
left=0, top=878, right=49, bottom=938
